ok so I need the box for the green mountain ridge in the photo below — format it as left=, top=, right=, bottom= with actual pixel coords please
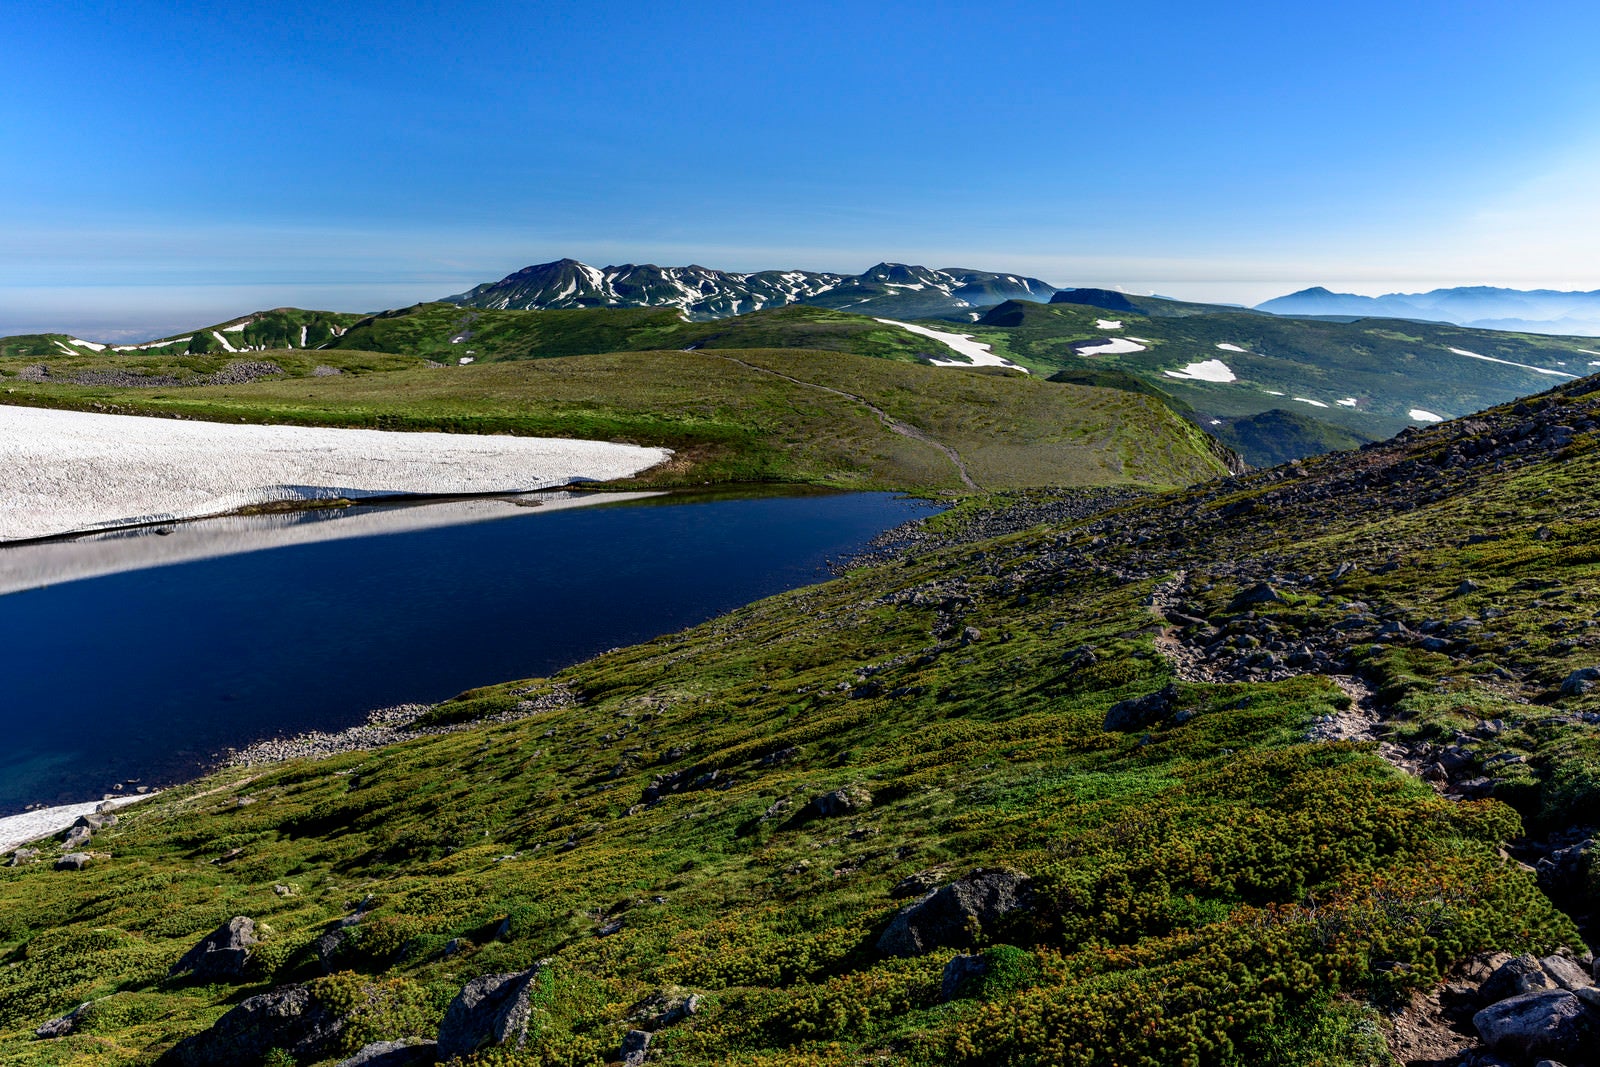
left=10, top=294, right=1600, bottom=468
left=3, top=369, right=1599, bottom=1066
left=961, top=298, right=1599, bottom=463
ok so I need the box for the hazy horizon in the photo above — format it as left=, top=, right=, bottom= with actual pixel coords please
left=6, top=2, right=1600, bottom=339
left=10, top=266, right=1600, bottom=344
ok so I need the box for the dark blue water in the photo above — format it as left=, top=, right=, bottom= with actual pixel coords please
left=0, top=490, right=932, bottom=813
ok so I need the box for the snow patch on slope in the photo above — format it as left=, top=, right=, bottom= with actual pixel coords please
left=1075, top=337, right=1147, bottom=356
left=1163, top=360, right=1237, bottom=382
left=875, top=319, right=1027, bottom=371
left=1446, top=347, right=1575, bottom=378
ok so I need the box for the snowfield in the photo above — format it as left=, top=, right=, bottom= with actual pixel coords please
left=874, top=319, right=1027, bottom=371
left=1409, top=409, right=1445, bottom=422
left=1075, top=337, right=1148, bottom=356
left=0, top=406, right=672, bottom=542
left=1096, top=319, right=1123, bottom=330
left=1293, top=397, right=1329, bottom=408
left=1163, top=360, right=1237, bottom=383
left=0, top=793, right=157, bottom=854
left=1216, top=343, right=1249, bottom=353
left=1446, top=347, right=1575, bottom=378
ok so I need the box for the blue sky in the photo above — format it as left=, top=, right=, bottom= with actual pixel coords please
left=6, top=1, right=1600, bottom=338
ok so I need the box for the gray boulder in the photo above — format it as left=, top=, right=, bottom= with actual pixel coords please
left=436, top=965, right=545, bottom=1060
left=61, top=825, right=93, bottom=851
left=75, top=811, right=117, bottom=832
left=169, top=917, right=259, bottom=980
left=1559, top=666, right=1600, bottom=696
left=335, top=1040, right=437, bottom=1067
left=878, top=868, right=1031, bottom=957
left=1540, top=954, right=1593, bottom=992
left=1473, top=990, right=1588, bottom=1060
left=35, top=1000, right=93, bottom=1039
left=54, top=852, right=92, bottom=871
left=1228, top=582, right=1285, bottom=610
left=1103, top=684, right=1178, bottom=732
left=805, top=785, right=872, bottom=820
left=621, top=1029, right=652, bottom=1067
left=158, top=985, right=344, bottom=1066
left=1480, top=954, right=1556, bottom=1002
left=626, top=989, right=700, bottom=1031
left=9, top=848, right=39, bottom=867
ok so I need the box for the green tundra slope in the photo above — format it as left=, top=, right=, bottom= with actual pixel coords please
left=0, top=346, right=1231, bottom=491
left=12, top=298, right=1596, bottom=469
left=322, top=304, right=959, bottom=367
left=965, top=298, right=1600, bottom=461
left=3, top=376, right=1598, bottom=1066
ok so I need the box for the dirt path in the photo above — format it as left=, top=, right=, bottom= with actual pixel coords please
left=1147, top=571, right=1398, bottom=759
left=704, top=353, right=981, bottom=491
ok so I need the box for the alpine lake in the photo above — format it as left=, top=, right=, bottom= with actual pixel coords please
left=0, top=487, right=937, bottom=814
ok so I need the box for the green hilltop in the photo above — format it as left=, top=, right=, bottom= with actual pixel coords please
left=3, top=368, right=1599, bottom=1065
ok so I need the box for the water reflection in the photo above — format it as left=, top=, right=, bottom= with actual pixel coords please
left=0, top=491, right=662, bottom=596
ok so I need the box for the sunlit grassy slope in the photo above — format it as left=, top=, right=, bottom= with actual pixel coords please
left=0, top=347, right=1231, bottom=491
left=3, top=376, right=1599, bottom=1065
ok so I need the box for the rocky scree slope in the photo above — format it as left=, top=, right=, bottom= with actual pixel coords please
left=2, top=381, right=1600, bottom=1065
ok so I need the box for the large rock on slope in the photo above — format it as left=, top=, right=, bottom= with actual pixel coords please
left=335, top=1041, right=437, bottom=1067
left=1103, top=685, right=1178, bottom=732
left=1472, top=990, right=1589, bottom=1060
left=168, top=916, right=259, bottom=980
left=877, top=868, right=1031, bottom=957
left=436, top=966, right=545, bottom=1060
left=158, top=985, right=344, bottom=1066
left=1479, top=954, right=1556, bottom=1002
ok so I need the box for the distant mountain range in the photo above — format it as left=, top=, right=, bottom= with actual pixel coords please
left=444, top=259, right=1056, bottom=321
left=1256, top=285, right=1600, bottom=336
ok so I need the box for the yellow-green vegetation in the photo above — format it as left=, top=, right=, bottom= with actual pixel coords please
left=325, top=304, right=957, bottom=367
left=5, top=378, right=1600, bottom=1065
left=0, top=347, right=1231, bottom=492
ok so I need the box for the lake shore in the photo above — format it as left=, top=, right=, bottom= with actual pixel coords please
left=0, top=792, right=163, bottom=855
left=0, top=487, right=1142, bottom=854
left=0, top=488, right=665, bottom=596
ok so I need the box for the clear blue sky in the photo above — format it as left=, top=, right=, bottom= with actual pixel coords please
left=6, top=1, right=1600, bottom=338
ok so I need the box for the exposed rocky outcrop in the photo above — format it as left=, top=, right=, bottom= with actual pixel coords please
left=168, top=917, right=259, bottom=980
left=878, top=868, right=1031, bottom=957
left=334, top=1040, right=436, bottom=1067
left=158, top=985, right=344, bottom=1066
left=34, top=1001, right=94, bottom=1039
left=436, top=965, right=546, bottom=1060
left=804, top=784, right=872, bottom=820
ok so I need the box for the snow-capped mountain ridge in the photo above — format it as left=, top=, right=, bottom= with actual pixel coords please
left=445, top=259, right=1057, bottom=321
